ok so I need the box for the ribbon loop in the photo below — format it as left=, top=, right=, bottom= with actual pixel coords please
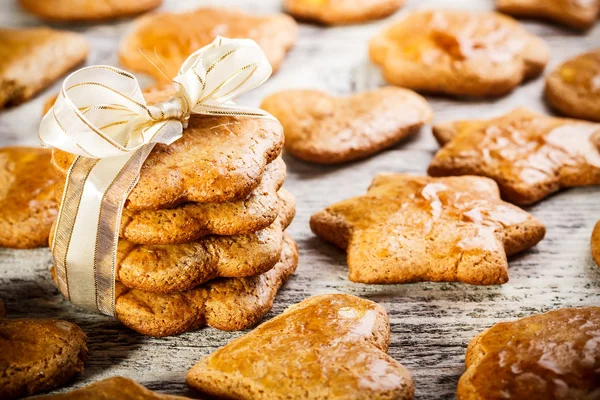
left=38, top=36, right=275, bottom=316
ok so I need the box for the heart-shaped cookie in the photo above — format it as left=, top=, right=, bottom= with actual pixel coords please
left=261, top=87, right=432, bottom=164
left=187, top=294, right=414, bottom=400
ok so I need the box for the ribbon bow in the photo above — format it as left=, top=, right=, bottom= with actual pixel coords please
left=39, top=37, right=274, bottom=316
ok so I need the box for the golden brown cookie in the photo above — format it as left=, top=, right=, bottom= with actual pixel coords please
left=120, top=8, right=297, bottom=83
left=19, top=0, right=162, bottom=22
left=53, top=114, right=285, bottom=211
left=261, top=87, right=432, bottom=164
left=429, top=108, right=600, bottom=205
left=284, top=0, right=404, bottom=25
left=545, top=49, right=600, bottom=122
left=591, top=220, right=600, bottom=268
left=0, top=319, right=87, bottom=400
left=0, top=147, right=59, bottom=249
left=457, top=307, right=600, bottom=399
left=115, top=233, right=298, bottom=337
left=497, top=0, right=600, bottom=30
left=187, top=294, right=414, bottom=400
left=36, top=377, right=191, bottom=399
left=311, top=174, right=545, bottom=285
left=0, top=27, right=87, bottom=109
left=116, top=190, right=294, bottom=293
left=369, top=10, right=549, bottom=97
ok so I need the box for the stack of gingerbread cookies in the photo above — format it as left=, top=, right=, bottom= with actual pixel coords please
left=50, top=88, right=298, bottom=337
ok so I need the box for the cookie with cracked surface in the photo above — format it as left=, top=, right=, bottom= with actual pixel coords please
left=120, top=8, right=297, bottom=83
left=0, top=147, right=59, bottom=249
left=284, top=0, right=404, bottom=25
left=545, top=49, right=600, bottom=122
left=187, top=293, right=414, bottom=400
left=0, top=27, right=87, bottom=109
left=311, top=174, right=545, bottom=285
left=261, top=87, right=432, bottom=164
left=0, top=319, right=87, bottom=400
left=369, top=10, right=549, bottom=97
left=116, top=233, right=298, bottom=336
left=36, top=377, right=192, bottom=399
left=19, top=0, right=162, bottom=22
left=52, top=113, right=285, bottom=210
left=496, top=0, right=599, bottom=30
left=429, top=108, right=600, bottom=205
left=457, top=307, right=600, bottom=400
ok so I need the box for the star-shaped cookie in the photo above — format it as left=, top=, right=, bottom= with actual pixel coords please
left=311, top=174, right=545, bottom=285
left=369, top=10, right=549, bottom=97
left=120, top=8, right=297, bottom=83
left=497, top=0, right=600, bottom=30
left=458, top=307, right=600, bottom=399
left=428, top=108, right=600, bottom=205
left=187, top=294, right=414, bottom=400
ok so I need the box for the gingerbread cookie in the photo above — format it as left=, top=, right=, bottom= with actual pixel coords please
left=114, top=233, right=298, bottom=336
left=497, top=0, right=600, bottom=30
left=261, top=87, right=432, bottom=164
left=36, top=377, right=191, bottom=399
left=19, top=0, right=162, bottom=22
left=0, top=147, right=59, bottom=249
left=120, top=8, right=297, bottom=83
left=115, top=190, right=295, bottom=293
left=545, top=49, right=600, bottom=122
left=187, top=294, right=414, bottom=399
left=458, top=307, right=600, bottom=399
left=120, top=158, right=286, bottom=244
left=0, top=27, right=87, bottom=109
left=429, top=108, right=600, bottom=205
left=369, top=10, right=549, bottom=97
left=284, top=0, right=404, bottom=25
left=0, top=319, right=87, bottom=399
left=53, top=114, right=284, bottom=210
left=311, top=174, right=545, bottom=285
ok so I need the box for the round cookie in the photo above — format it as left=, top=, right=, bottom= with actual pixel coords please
left=284, top=0, right=404, bottom=25
left=545, top=49, right=600, bottom=122
left=19, top=0, right=162, bottom=22
left=119, top=8, right=297, bottom=83
left=261, top=87, right=432, bottom=164
left=369, top=10, right=549, bottom=97
left=0, top=147, right=59, bottom=249
left=0, top=319, right=87, bottom=399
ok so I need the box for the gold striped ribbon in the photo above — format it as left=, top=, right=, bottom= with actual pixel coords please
left=39, top=37, right=275, bottom=316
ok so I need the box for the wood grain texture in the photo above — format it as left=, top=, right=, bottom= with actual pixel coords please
left=0, top=0, right=599, bottom=398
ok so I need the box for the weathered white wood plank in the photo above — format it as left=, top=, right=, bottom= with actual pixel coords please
left=0, top=0, right=599, bottom=399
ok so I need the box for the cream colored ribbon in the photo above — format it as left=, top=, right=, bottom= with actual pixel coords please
left=39, top=36, right=274, bottom=316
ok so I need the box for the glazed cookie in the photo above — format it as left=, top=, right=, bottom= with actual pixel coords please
left=261, top=87, right=432, bottom=164
left=458, top=307, right=600, bottom=399
left=187, top=294, right=414, bottom=400
left=115, top=234, right=298, bottom=337
left=284, top=0, right=404, bottom=25
left=369, top=10, right=549, bottom=97
left=19, top=0, right=162, bottom=22
left=497, top=0, right=600, bottom=30
left=0, top=147, right=59, bottom=249
left=120, top=8, right=297, bottom=83
left=36, top=377, right=191, bottom=399
left=545, top=49, right=600, bottom=122
left=311, top=174, right=545, bottom=285
left=0, top=27, right=87, bottom=108
left=55, top=157, right=287, bottom=244
left=0, top=319, right=87, bottom=400
left=429, top=108, right=600, bottom=205
left=53, top=114, right=285, bottom=210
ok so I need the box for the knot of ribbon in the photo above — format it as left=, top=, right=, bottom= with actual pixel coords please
left=38, top=37, right=274, bottom=316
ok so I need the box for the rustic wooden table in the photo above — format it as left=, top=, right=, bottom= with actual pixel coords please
left=1, top=0, right=599, bottom=398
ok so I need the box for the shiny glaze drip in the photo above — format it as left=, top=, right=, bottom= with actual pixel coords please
left=465, top=307, right=600, bottom=398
